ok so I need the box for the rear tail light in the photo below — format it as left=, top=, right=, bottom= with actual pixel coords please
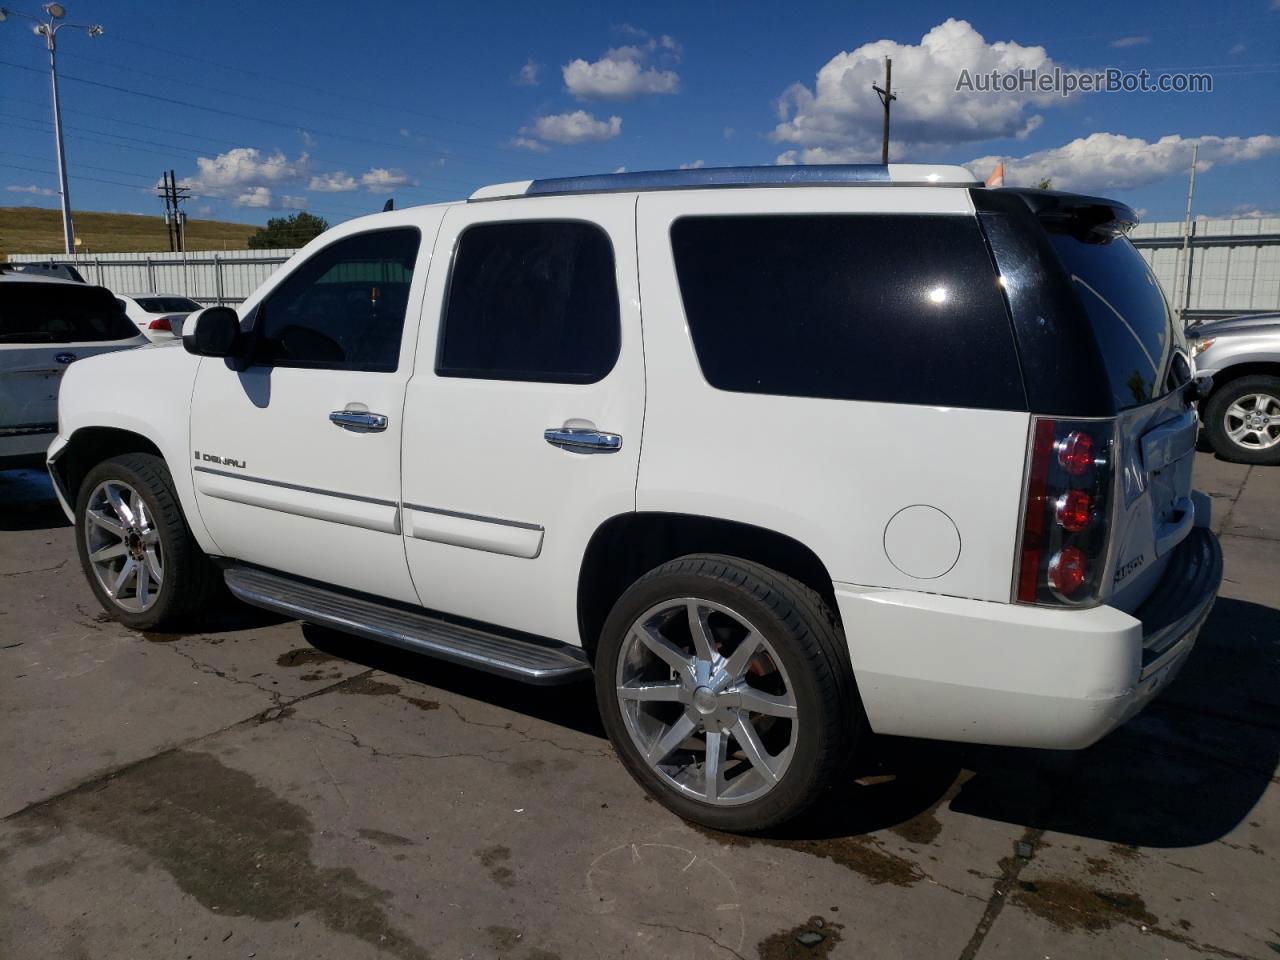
left=1015, top=417, right=1115, bottom=606
left=148, top=316, right=173, bottom=331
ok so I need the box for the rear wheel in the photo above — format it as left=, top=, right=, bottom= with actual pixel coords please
left=75, top=453, right=221, bottom=630
left=595, top=554, right=861, bottom=831
left=1203, top=375, right=1280, bottom=465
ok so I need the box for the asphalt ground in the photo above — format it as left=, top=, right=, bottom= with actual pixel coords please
left=1, top=452, right=1277, bottom=960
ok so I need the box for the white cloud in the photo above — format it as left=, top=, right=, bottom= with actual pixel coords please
left=511, top=136, right=551, bottom=153
left=966, top=132, right=1280, bottom=194
left=772, top=18, right=1074, bottom=163
left=1229, top=42, right=1247, bottom=55
left=308, top=171, right=358, bottom=192
left=723, top=127, right=735, bottom=140
left=6, top=184, right=56, bottom=196
left=235, top=187, right=275, bottom=208
left=1110, top=35, right=1150, bottom=48
left=679, top=160, right=705, bottom=169
left=613, top=166, right=627, bottom=173
left=281, top=195, right=307, bottom=208
left=360, top=167, right=414, bottom=192
left=300, top=130, right=317, bottom=148
left=522, top=110, right=622, bottom=146
left=177, top=148, right=309, bottom=202
left=562, top=32, right=680, bottom=100
left=516, top=57, right=540, bottom=86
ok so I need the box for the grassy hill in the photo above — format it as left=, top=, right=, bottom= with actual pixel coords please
left=0, top=207, right=258, bottom=258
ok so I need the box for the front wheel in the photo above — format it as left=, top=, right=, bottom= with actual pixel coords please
left=75, top=452, right=221, bottom=631
left=595, top=554, right=862, bottom=831
left=1202, top=374, right=1280, bottom=465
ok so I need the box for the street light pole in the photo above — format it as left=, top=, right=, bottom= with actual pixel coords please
left=0, top=4, right=104, bottom=255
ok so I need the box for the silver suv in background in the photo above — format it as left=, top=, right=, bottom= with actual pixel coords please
left=1189, top=313, right=1280, bottom=464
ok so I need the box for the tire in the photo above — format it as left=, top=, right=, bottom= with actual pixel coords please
left=74, top=453, right=222, bottom=631
left=595, top=554, right=862, bottom=832
left=1202, top=374, right=1280, bottom=465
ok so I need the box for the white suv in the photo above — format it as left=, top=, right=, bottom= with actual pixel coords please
left=47, top=165, right=1222, bottom=831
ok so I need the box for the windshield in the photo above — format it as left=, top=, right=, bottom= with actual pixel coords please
left=1047, top=231, right=1187, bottom=411
left=0, top=283, right=139, bottom=343
left=135, top=296, right=201, bottom=313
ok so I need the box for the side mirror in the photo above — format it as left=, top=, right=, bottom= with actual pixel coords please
left=183, top=306, right=241, bottom=358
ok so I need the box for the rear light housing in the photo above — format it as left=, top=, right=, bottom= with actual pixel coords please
left=147, top=316, right=173, bottom=332
left=1014, top=417, right=1115, bottom=606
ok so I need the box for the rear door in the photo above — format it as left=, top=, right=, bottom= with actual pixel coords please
left=1043, top=230, right=1196, bottom=610
left=0, top=282, right=145, bottom=433
left=399, top=195, right=644, bottom=645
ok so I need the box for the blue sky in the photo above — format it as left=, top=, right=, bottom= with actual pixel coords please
left=1, top=0, right=1277, bottom=228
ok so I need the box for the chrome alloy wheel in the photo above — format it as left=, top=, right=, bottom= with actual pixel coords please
left=84, top=480, right=163, bottom=612
left=1224, top=393, right=1280, bottom=451
left=615, top=598, right=799, bottom=806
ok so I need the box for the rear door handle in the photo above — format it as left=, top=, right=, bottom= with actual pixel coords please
left=330, top=410, right=388, bottom=433
left=544, top=427, right=622, bottom=453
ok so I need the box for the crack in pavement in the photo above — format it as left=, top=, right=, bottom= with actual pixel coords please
left=436, top=700, right=613, bottom=760
left=638, top=920, right=748, bottom=960
left=297, top=714, right=517, bottom=767
left=0, top=559, right=67, bottom=578
left=956, top=827, right=1043, bottom=960
left=2, top=668, right=377, bottom=823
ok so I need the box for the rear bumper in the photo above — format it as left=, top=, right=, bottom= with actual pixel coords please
left=835, top=527, right=1223, bottom=749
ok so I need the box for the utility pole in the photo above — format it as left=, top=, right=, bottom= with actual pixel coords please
left=157, top=169, right=190, bottom=252
left=0, top=6, right=104, bottom=254
left=1173, top=143, right=1199, bottom=328
left=872, top=57, right=896, bottom=165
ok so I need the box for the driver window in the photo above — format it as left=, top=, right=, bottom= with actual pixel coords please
left=252, top=227, right=420, bottom=372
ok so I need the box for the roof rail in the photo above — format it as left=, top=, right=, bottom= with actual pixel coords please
left=468, top=163, right=980, bottom=201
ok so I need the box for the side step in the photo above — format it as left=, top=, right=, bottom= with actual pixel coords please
left=224, top=565, right=591, bottom=685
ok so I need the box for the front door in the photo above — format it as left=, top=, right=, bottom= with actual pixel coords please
left=400, top=195, right=644, bottom=644
left=189, top=218, right=438, bottom=603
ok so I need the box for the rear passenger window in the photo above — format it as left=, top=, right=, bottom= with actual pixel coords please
left=253, top=228, right=419, bottom=372
left=437, top=220, right=620, bottom=383
left=670, top=215, right=1026, bottom=411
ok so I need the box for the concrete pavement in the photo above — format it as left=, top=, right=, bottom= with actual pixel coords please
left=1, top=454, right=1276, bottom=959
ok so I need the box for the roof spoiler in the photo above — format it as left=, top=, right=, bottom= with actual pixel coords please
left=985, top=187, right=1138, bottom=241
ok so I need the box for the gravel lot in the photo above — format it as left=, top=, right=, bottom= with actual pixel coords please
left=1, top=453, right=1277, bottom=960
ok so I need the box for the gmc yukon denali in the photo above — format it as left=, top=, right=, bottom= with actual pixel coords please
left=47, top=164, right=1223, bottom=831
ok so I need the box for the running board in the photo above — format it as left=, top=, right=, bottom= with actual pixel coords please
left=223, top=565, right=591, bottom=685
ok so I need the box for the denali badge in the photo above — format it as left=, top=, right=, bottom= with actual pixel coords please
left=1114, top=554, right=1145, bottom=585
left=194, top=451, right=246, bottom=469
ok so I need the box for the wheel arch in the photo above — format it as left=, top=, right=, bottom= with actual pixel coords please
left=51, top=426, right=164, bottom=507
left=1203, top=360, right=1280, bottom=395
left=576, top=511, right=840, bottom=662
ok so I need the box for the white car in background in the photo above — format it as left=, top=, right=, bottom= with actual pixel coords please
left=1, top=274, right=147, bottom=469
left=116, top=293, right=203, bottom=342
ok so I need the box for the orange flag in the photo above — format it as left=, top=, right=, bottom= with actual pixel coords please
left=985, top=162, right=1005, bottom=187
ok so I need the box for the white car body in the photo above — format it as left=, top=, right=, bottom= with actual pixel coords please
left=115, top=293, right=203, bottom=343
left=1, top=274, right=147, bottom=467
left=47, top=164, right=1220, bottom=752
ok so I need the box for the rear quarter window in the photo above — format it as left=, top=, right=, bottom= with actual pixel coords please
left=669, top=214, right=1026, bottom=411
left=0, top=284, right=138, bottom=343
left=1046, top=232, right=1183, bottom=410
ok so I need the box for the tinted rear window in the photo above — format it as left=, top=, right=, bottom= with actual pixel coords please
left=1047, top=232, right=1181, bottom=410
left=669, top=214, right=1025, bottom=410
left=135, top=296, right=201, bottom=313
left=0, top=284, right=138, bottom=343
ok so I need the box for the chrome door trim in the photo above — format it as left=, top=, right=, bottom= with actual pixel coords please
left=401, top=501, right=544, bottom=532
left=544, top=427, right=623, bottom=452
left=193, top=466, right=398, bottom=507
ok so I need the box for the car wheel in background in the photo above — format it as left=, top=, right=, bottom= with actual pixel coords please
left=1203, top=375, right=1280, bottom=465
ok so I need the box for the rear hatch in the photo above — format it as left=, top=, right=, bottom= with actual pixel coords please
left=0, top=281, right=147, bottom=431
left=975, top=189, right=1197, bottom=613
left=1042, top=224, right=1196, bottom=612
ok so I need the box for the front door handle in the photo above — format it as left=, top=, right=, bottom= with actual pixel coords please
left=330, top=410, right=388, bottom=433
left=544, top=426, right=622, bottom=453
